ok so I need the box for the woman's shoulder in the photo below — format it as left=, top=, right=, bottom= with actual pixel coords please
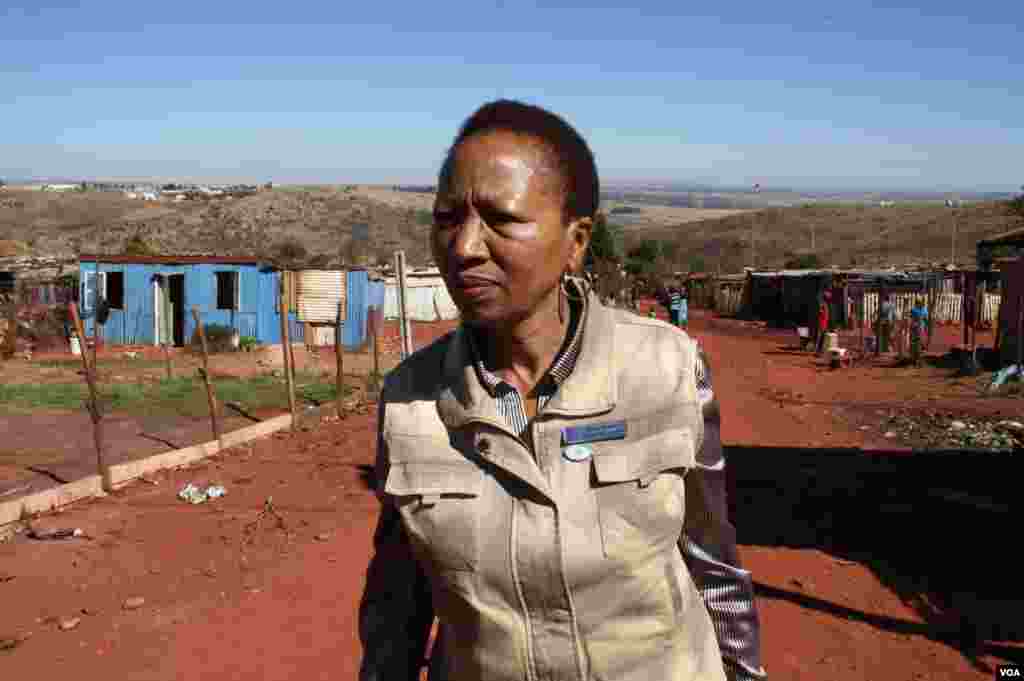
left=603, top=306, right=697, bottom=358
left=382, top=330, right=457, bottom=398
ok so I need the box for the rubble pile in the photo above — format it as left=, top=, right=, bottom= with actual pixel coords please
left=879, top=410, right=1023, bottom=451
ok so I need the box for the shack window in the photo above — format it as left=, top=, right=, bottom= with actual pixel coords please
left=216, top=271, right=240, bottom=310
left=105, top=272, right=125, bottom=309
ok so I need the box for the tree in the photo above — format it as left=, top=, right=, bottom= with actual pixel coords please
left=414, top=209, right=434, bottom=226
left=1009, top=185, right=1024, bottom=219
left=586, top=213, right=624, bottom=266
left=624, top=239, right=665, bottom=276
left=270, top=238, right=309, bottom=269
left=784, top=253, right=823, bottom=270
left=123, top=233, right=155, bottom=256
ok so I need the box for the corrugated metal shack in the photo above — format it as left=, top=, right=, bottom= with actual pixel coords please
left=78, top=255, right=294, bottom=347
left=978, top=227, right=1024, bottom=365
left=381, top=267, right=459, bottom=322
left=290, top=269, right=385, bottom=348
left=77, top=256, right=382, bottom=349
left=740, top=269, right=950, bottom=329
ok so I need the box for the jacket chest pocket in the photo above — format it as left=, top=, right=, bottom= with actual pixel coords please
left=591, top=428, right=695, bottom=562
left=384, top=460, right=484, bottom=573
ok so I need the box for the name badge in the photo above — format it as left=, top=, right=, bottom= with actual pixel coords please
left=562, top=420, right=627, bottom=446
left=562, top=444, right=593, bottom=462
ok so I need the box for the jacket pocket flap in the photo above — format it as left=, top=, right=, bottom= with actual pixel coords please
left=384, top=461, right=484, bottom=498
left=592, top=428, right=695, bottom=484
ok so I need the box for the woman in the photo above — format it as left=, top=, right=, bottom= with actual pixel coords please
left=359, top=100, right=766, bottom=681
left=678, top=278, right=690, bottom=329
left=668, top=283, right=683, bottom=326
left=875, top=292, right=895, bottom=355
left=814, top=293, right=831, bottom=356
left=910, top=297, right=929, bottom=367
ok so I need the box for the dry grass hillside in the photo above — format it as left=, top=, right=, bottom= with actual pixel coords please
left=633, top=200, right=1023, bottom=273
left=2, top=185, right=1020, bottom=274
left=0, top=186, right=436, bottom=267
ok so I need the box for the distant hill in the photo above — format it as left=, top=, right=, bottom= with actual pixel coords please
left=632, top=200, right=1023, bottom=273
left=2, top=185, right=1020, bottom=276
left=0, top=186, right=435, bottom=268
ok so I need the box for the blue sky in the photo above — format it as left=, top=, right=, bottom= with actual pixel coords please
left=2, top=1, right=1021, bottom=191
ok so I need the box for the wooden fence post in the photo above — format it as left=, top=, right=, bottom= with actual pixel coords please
left=162, top=344, right=172, bottom=380
left=336, top=301, right=345, bottom=419
left=69, top=303, right=110, bottom=491
left=1017, top=295, right=1023, bottom=369
left=279, top=276, right=297, bottom=427
left=191, top=307, right=221, bottom=442
left=367, top=307, right=382, bottom=402
left=394, top=250, right=413, bottom=359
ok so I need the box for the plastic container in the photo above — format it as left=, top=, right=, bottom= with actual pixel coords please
left=70, top=336, right=81, bottom=356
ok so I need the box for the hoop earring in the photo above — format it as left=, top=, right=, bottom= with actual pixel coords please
left=558, top=272, right=567, bottom=324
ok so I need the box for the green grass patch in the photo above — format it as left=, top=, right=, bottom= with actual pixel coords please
left=0, top=371, right=354, bottom=416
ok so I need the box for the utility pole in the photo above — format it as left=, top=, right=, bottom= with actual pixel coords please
left=950, top=207, right=957, bottom=266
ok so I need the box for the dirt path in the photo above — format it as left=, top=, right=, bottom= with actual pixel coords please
left=0, top=309, right=1019, bottom=680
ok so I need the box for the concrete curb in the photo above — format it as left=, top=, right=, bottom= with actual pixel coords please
left=0, top=475, right=105, bottom=527
left=0, top=411, right=300, bottom=530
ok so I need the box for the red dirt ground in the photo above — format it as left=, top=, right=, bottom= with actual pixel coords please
left=0, top=306, right=1019, bottom=680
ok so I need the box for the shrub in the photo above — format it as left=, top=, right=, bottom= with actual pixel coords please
left=191, top=323, right=236, bottom=353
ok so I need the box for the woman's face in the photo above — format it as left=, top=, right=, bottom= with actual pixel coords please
left=432, top=130, right=589, bottom=328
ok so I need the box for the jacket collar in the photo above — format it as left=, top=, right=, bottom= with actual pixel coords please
left=436, top=290, right=617, bottom=430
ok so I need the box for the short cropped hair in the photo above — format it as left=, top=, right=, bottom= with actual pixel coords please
left=444, top=99, right=600, bottom=221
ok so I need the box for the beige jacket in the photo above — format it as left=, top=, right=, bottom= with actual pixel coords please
left=360, top=296, right=732, bottom=681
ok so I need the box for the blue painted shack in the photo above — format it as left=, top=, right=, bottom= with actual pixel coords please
left=77, top=256, right=378, bottom=348
left=78, top=255, right=286, bottom=346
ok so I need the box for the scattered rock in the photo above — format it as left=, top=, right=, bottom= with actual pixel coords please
left=884, top=431, right=898, bottom=439
left=58, top=616, right=81, bottom=631
left=122, top=597, right=145, bottom=611
left=950, top=420, right=967, bottom=431
left=315, top=532, right=330, bottom=542
left=0, top=631, right=32, bottom=650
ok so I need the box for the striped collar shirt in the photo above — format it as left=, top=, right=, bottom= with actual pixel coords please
left=467, top=298, right=585, bottom=438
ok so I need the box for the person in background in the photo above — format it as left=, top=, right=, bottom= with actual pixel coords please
left=876, top=292, right=895, bottom=355
left=910, top=296, right=929, bottom=367
left=678, top=277, right=690, bottom=329
left=814, top=292, right=831, bottom=355
left=669, top=282, right=683, bottom=327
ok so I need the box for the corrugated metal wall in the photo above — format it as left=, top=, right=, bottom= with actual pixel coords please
left=79, top=261, right=279, bottom=345
left=382, top=277, right=459, bottom=321
left=341, top=270, right=369, bottom=348
left=296, top=270, right=346, bottom=323
left=846, top=292, right=1002, bottom=325
left=74, top=263, right=390, bottom=349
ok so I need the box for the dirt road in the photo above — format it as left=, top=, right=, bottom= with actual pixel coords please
left=1, top=309, right=1019, bottom=680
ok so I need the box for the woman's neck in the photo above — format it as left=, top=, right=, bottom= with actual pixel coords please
left=483, top=290, right=569, bottom=395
